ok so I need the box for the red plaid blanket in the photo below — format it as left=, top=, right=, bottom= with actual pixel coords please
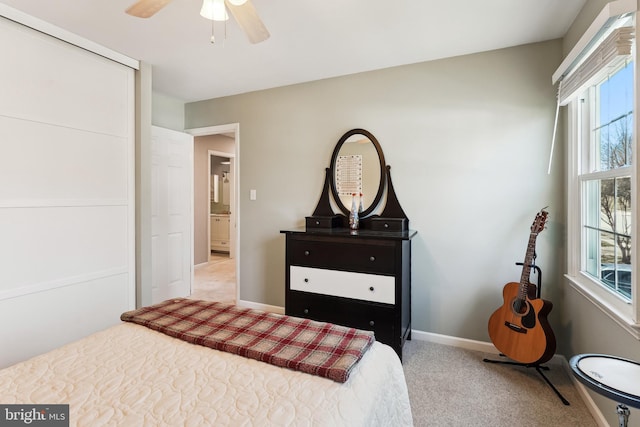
left=120, top=298, right=375, bottom=383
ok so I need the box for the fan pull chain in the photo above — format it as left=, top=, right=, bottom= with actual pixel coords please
left=209, top=12, right=227, bottom=46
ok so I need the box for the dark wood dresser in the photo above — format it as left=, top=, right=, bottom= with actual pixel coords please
left=281, top=228, right=416, bottom=360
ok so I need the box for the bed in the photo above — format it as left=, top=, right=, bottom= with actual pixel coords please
left=0, top=299, right=413, bottom=426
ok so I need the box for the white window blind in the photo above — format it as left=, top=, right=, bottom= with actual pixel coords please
left=548, top=0, right=636, bottom=173
left=559, top=26, right=634, bottom=105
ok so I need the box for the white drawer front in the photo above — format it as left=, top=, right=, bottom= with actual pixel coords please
left=290, top=266, right=395, bottom=304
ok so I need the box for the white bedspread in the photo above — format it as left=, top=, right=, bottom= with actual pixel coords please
left=0, top=323, right=413, bottom=426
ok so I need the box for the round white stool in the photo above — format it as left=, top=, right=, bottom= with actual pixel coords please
left=570, top=354, right=640, bottom=427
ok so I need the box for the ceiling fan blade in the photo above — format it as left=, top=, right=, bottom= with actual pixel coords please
left=126, top=0, right=173, bottom=18
left=225, top=0, right=270, bottom=44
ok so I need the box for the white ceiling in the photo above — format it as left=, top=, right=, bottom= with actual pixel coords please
left=0, top=0, right=586, bottom=103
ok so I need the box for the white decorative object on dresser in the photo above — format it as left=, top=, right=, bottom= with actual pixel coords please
left=281, top=129, right=415, bottom=360
left=210, top=214, right=230, bottom=252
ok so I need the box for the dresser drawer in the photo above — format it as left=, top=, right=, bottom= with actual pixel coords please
left=286, top=291, right=395, bottom=347
left=290, top=266, right=395, bottom=304
left=288, top=238, right=396, bottom=274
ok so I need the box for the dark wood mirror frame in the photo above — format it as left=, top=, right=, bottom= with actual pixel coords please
left=329, top=128, right=385, bottom=217
left=306, top=128, right=409, bottom=232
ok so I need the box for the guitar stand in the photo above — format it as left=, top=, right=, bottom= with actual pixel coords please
left=483, top=262, right=570, bottom=406
left=483, top=355, right=570, bottom=405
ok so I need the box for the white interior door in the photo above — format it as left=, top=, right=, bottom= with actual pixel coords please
left=151, top=126, right=193, bottom=303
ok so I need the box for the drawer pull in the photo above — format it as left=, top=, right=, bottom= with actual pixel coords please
left=369, top=286, right=374, bottom=292
left=315, top=220, right=320, bottom=225
left=384, top=223, right=390, bottom=228
left=303, top=308, right=309, bottom=314
left=304, top=250, right=310, bottom=256
left=369, top=320, right=375, bottom=327
left=304, top=278, right=309, bottom=283
left=369, top=256, right=376, bottom=262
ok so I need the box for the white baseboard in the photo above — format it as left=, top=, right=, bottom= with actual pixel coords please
left=557, top=357, right=609, bottom=427
left=409, top=329, right=500, bottom=354
left=237, top=299, right=285, bottom=314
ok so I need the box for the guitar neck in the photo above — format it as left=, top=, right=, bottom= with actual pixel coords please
left=518, top=232, right=538, bottom=299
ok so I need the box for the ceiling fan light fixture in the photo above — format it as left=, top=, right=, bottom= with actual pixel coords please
left=200, top=0, right=229, bottom=21
left=126, top=0, right=269, bottom=44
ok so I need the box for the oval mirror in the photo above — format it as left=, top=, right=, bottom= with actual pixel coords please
left=329, top=129, right=386, bottom=218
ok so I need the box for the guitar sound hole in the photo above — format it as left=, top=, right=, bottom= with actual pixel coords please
left=511, top=298, right=529, bottom=315
left=508, top=298, right=537, bottom=329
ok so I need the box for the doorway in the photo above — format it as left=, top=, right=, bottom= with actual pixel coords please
left=186, top=124, right=239, bottom=304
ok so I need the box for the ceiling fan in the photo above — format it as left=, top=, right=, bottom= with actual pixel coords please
left=125, top=0, right=270, bottom=44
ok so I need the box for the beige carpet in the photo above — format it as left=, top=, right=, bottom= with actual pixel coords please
left=190, top=253, right=236, bottom=303
left=402, top=339, right=598, bottom=427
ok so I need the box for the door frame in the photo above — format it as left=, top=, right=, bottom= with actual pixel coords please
left=186, top=123, right=240, bottom=302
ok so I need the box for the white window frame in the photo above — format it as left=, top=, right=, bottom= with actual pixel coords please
left=565, top=22, right=640, bottom=339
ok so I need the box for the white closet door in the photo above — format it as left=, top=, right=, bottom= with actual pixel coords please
left=151, top=126, right=193, bottom=303
left=0, top=16, right=135, bottom=368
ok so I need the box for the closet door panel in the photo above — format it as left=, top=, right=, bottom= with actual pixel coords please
left=0, top=14, right=135, bottom=368
left=0, top=18, right=131, bottom=137
left=0, top=116, right=128, bottom=202
left=0, top=206, right=129, bottom=296
left=0, top=273, right=131, bottom=368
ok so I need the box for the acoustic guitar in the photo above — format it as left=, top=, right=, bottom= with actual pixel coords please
left=487, top=209, right=556, bottom=365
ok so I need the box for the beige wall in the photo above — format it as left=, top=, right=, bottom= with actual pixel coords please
left=558, top=1, right=640, bottom=425
left=185, top=40, right=565, bottom=343
left=193, top=134, right=235, bottom=265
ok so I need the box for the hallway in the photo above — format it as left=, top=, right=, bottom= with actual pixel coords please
left=190, top=253, right=236, bottom=303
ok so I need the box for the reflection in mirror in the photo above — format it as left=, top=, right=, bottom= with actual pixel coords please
left=222, top=172, right=230, bottom=205
left=210, top=155, right=231, bottom=214
left=213, top=174, right=220, bottom=203
left=212, top=172, right=230, bottom=207
left=334, top=134, right=381, bottom=212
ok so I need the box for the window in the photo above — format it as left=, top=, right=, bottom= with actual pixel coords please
left=561, top=5, right=639, bottom=336
left=580, top=61, right=633, bottom=302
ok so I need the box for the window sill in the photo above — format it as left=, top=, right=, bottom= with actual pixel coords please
left=565, top=273, right=640, bottom=340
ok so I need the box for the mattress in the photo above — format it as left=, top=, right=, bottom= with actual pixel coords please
left=0, top=322, right=413, bottom=426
